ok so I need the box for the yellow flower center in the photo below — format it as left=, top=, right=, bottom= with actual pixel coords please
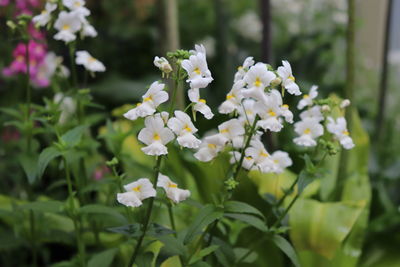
left=303, top=94, right=309, bottom=99
left=169, top=183, right=178, bottom=188
left=199, top=99, right=206, bottom=104
left=268, top=109, right=276, bottom=117
left=274, top=159, right=279, bottom=164
left=289, top=75, right=295, bottom=82
left=41, top=10, right=47, bottom=15
left=282, top=104, right=289, bottom=108
left=132, top=186, right=141, bottom=192
left=342, top=130, right=349, bottom=136
left=136, top=102, right=142, bottom=107
left=254, top=77, right=262, bottom=87
left=237, top=66, right=243, bottom=71
left=88, top=56, right=96, bottom=63
left=226, top=94, right=234, bottom=100
left=220, top=129, right=229, bottom=134
left=62, top=24, right=70, bottom=31
left=208, top=143, right=216, bottom=149
left=74, top=1, right=82, bottom=7
left=144, top=95, right=153, bottom=102
left=184, top=124, right=192, bottom=132
left=153, top=134, right=161, bottom=140
left=245, top=156, right=253, bottom=160
left=303, top=128, right=311, bottom=134
left=194, top=67, right=201, bottom=75
left=259, top=152, right=269, bottom=157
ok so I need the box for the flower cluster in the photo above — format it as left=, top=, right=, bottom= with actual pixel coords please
left=195, top=58, right=299, bottom=174
left=117, top=174, right=190, bottom=207
left=293, top=85, right=354, bottom=149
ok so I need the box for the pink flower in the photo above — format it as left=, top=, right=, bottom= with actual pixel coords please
left=92, top=166, right=110, bottom=181
left=0, top=0, right=10, bottom=7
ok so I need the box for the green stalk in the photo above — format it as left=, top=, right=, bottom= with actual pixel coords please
left=29, top=210, right=37, bottom=267
left=169, top=65, right=181, bottom=116
left=128, top=156, right=163, bottom=266
left=167, top=203, right=176, bottom=235
left=64, top=158, right=86, bottom=267
left=24, top=40, right=32, bottom=153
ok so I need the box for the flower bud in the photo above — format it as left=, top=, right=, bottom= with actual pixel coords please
left=321, top=105, right=330, bottom=112
left=271, top=77, right=282, bottom=87
left=340, top=99, right=351, bottom=108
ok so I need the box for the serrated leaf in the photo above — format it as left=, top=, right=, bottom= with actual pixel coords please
left=184, top=205, right=223, bottom=244
left=61, top=125, right=87, bottom=148
left=38, top=146, right=62, bottom=178
left=224, top=201, right=265, bottom=220
left=271, top=235, right=300, bottom=267
left=88, top=248, right=118, bottom=267
left=224, top=213, right=268, bottom=232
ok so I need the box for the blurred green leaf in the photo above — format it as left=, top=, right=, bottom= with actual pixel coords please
left=224, top=201, right=265, bottom=220
left=189, top=245, right=219, bottom=265
left=271, top=235, right=300, bottom=267
left=19, top=154, right=38, bottom=184
left=224, top=213, right=268, bottom=232
left=107, top=223, right=142, bottom=237
left=37, top=147, right=62, bottom=178
left=88, top=248, right=118, bottom=267
left=61, top=125, right=87, bottom=148
left=19, top=200, right=63, bottom=213
left=79, top=204, right=127, bottom=224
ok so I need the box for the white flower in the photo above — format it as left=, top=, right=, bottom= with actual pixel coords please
left=32, top=2, right=57, bottom=27
left=117, top=178, right=156, bottom=207
left=188, top=88, right=214, bottom=119
left=229, top=151, right=254, bottom=170
left=297, top=85, right=318, bottom=109
left=277, top=60, right=301, bottom=96
left=340, top=99, right=351, bottom=108
left=327, top=117, right=354, bottom=149
left=157, top=174, right=190, bottom=203
left=269, top=151, right=292, bottom=173
left=254, top=90, right=284, bottom=132
left=244, top=63, right=276, bottom=91
left=194, top=134, right=226, bottom=162
left=181, top=49, right=213, bottom=89
left=299, top=105, right=324, bottom=122
left=219, top=80, right=245, bottom=114
left=138, top=115, right=174, bottom=156
left=167, top=111, right=201, bottom=149
left=75, top=51, right=105, bottom=72
left=54, top=93, right=76, bottom=124
left=293, top=117, right=324, bottom=147
left=54, top=11, right=81, bottom=43
left=63, top=0, right=90, bottom=15
left=81, top=21, right=97, bottom=37
left=218, top=119, right=245, bottom=142
left=123, top=82, right=168, bottom=121
left=154, top=56, right=172, bottom=74
left=238, top=99, right=257, bottom=126
left=234, top=57, right=255, bottom=82
left=281, top=104, right=293, bottom=123
left=245, top=139, right=272, bottom=172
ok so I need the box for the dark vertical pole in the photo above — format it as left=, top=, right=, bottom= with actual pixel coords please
left=375, top=0, right=393, bottom=141
left=260, top=0, right=274, bottom=150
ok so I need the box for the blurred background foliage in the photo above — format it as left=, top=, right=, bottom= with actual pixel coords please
left=1, top=0, right=400, bottom=266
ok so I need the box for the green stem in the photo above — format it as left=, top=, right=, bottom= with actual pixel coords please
left=29, top=210, right=38, bottom=267
left=24, top=40, right=32, bottom=153
left=128, top=156, right=163, bottom=266
left=272, top=194, right=299, bottom=229
left=169, top=65, right=181, bottom=116
left=64, top=158, right=86, bottom=267
left=167, top=203, right=176, bottom=235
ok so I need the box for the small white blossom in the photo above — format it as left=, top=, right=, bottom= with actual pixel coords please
left=245, top=139, right=273, bottom=172
left=299, top=105, right=324, bottom=122
left=124, top=81, right=168, bottom=120
left=54, top=11, right=82, bottom=43
left=181, top=47, right=213, bottom=89
left=167, top=111, right=201, bottom=149
left=297, top=85, right=318, bottom=109
left=281, top=104, right=293, bottom=123
left=188, top=88, right=214, bottom=120
left=117, top=178, right=156, bottom=207
left=75, top=51, right=105, bottom=72
left=269, top=151, right=293, bottom=173
left=157, top=173, right=190, bottom=203
left=234, top=57, right=255, bottom=82
left=238, top=99, right=257, bottom=126
left=138, top=115, right=174, bottom=156
left=154, top=56, right=172, bottom=74
left=293, top=117, right=324, bottom=147
left=229, top=151, right=254, bottom=170
left=81, top=21, right=97, bottom=37
left=219, top=80, right=245, bottom=114
left=218, top=119, right=245, bottom=142
left=327, top=117, right=354, bottom=149
left=32, top=2, right=57, bottom=27
left=277, top=60, right=301, bottom=96
left=243, top=63, right=276, bottom=98
left=63, top=0, right=90, bottom=15
left=194, top=134, right=226, bottom=162
left=254, top=90, right=284, bottom=132
left=340, top=99, right=351, bottom=108
left=54, top=93, right=76, bottom=124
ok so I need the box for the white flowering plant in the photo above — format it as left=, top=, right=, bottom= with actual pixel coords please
left=0, top=1, right=370, bottom=267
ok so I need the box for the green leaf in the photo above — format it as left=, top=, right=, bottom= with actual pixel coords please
left=19, top=154, right=38, bottom=184
left=233, top=248, right=258, bottom=264
left=224, top=213, right=268, bottom=232
left=189, top=245, right=219, bottom=265
left=107, top=223, right=142, bottom=237
left=184, top=205, right=223, bottom=244
left=271, top=235, right=300, bottom=267
left=289, top=199, right=364, bottom=259
left=79, top=204, right=127, bottom=224
left=61, top=125, right=87, bottom=148
left=147, top=223, right=175, bottom=237
left=135, top=252, right=154, bottom=267
left=19, top=200, right=63, bottom=213
left=158, top=235, right=187, bottom=256
left=37, top=146, right=62, bottom=178
left=88, top=248, right=118, bottom=267
left=224, top=201, right=265, bottom=220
